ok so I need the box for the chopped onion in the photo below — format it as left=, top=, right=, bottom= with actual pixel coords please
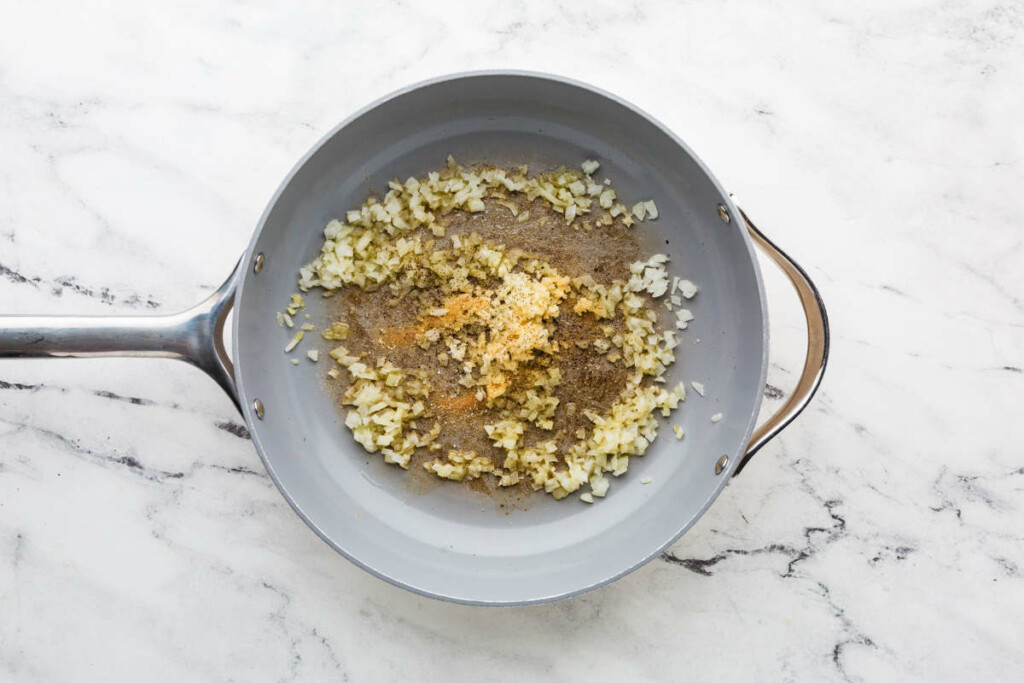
left=287, top=154, right=704, bottom=502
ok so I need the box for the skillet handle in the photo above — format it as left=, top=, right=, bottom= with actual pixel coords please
left=734, top=208, right=830, bottom=475
left=0, top=258, right=243, bottom=413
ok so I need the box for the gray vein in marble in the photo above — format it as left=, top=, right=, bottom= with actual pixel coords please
left=214, top=420, right=252, bottom=440
left=0, top=378, right=246, bottom=439
left=208, top=464, right=264, bottom=478
left=1, top=418, right=186, bottom=481
left=259, top=580, right=346, bottom=681
left=661, top=494, right=849, bottom=580
left=929, top=465, right=1023, bottom=523
left=92, top=389, right=158, bottom=406
left=0, top=260, right=161, bottom=308
left=817, top=578, right=878, bottom=683
left=12, top=533, right=24, bottom=568
left=660, top=446, right=895, bottom=678
left=0, top=379, right=42, bottom=392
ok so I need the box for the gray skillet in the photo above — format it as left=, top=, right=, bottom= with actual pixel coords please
left=0, top=72, right=829, bottom=605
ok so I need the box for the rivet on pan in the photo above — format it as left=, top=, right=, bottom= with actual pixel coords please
left=715, top=455, right=729, bottom=475
left=717, top=204, right=731, bottom=224
left=253, top=252, right=265, bottom=274
left=253, top=398, right=265, bottom=420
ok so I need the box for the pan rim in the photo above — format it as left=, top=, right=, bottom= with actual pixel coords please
left=232, top=70, right=770, bottom=605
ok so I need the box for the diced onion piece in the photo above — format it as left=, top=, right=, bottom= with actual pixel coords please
left=673, top=425, right=685, bottom=439
left=644, top=200, right=658, bottom=219
left=580, top=492, right=594, bottom=503
left=675, top=306, right=694, bottom=330
left=307, top=350, right=320, bottom=362
left=581, top=159, right=600, bottom=175
left=640, top=477, right=653, bottom=484
left=321, top=322, right=350, bottom=341
left=678, top=279, right=698, bottom=299
left=691, top=381, right=705, bottom=396
left=711, top=413, right=722, bottom=423
left=284, top=331, right=304, bottom=353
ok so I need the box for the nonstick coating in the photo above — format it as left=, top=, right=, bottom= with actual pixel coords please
left=233, top=73, right=768, bottom=605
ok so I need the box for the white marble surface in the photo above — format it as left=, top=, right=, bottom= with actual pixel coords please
left=1, top=1, right=1022, bottom=680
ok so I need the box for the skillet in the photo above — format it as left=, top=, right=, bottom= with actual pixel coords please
left=0, top=72, right=828, bottom=605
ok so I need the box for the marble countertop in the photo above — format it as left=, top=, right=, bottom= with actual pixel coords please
left=1, top=2, right=1021, bottom=680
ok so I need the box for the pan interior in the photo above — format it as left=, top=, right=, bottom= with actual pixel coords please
left=234, top=74, right=767, bottom=604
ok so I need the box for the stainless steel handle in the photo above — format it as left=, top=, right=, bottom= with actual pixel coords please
left=734, top=208, right=830, bottom=475
left=0, top=258, right=243, bottom=413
